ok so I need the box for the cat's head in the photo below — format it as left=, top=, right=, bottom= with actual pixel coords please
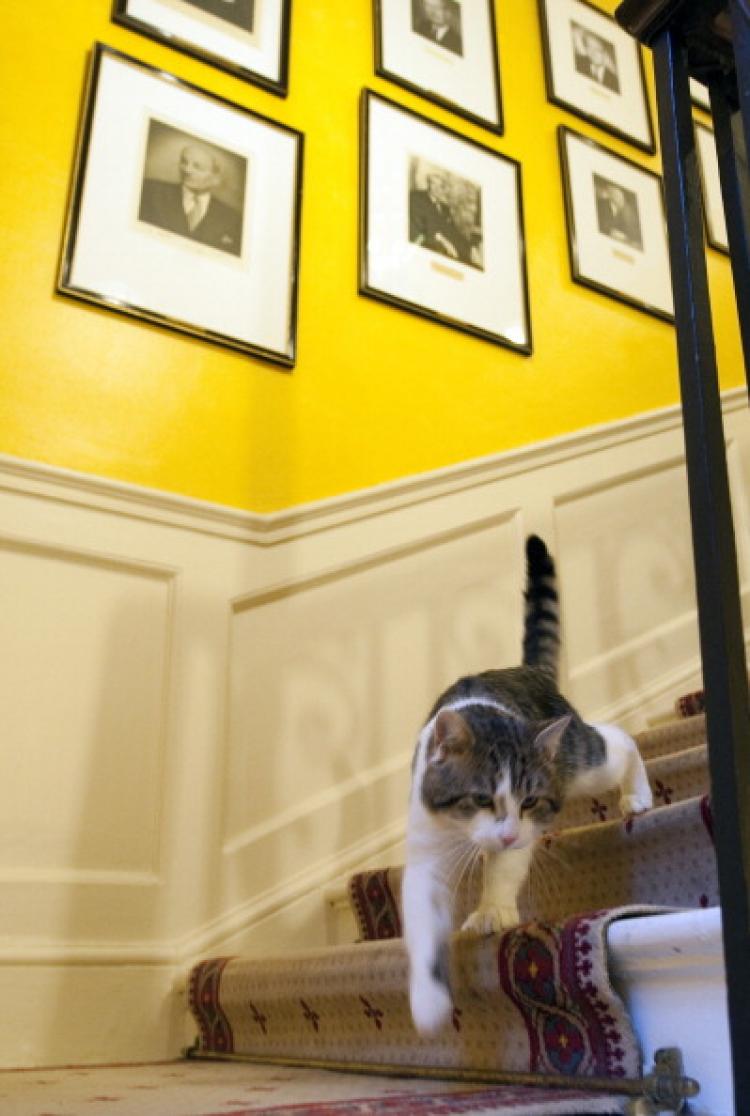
left=420, top=706, right=570, bottom=852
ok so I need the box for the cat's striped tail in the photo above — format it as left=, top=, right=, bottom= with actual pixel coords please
left=522, top=534, right=560, bottom=680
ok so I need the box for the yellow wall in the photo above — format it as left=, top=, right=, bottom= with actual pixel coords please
left=1, top=2, right=742, bottom=513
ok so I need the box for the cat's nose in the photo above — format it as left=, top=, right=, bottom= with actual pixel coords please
left=501, top=835, right=517, bottom=849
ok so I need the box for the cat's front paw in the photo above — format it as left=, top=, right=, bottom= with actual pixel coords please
left=409, top=974, right=453, bottom=1035
left=619, top=788, right=653, bottom=816
left=461, top=905, right=517, bottom=936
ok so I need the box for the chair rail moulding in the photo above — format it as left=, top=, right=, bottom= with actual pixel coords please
left=0, top=387, right=746, bottom=547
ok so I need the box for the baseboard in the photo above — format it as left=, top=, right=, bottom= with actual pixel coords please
left=0, top=963, right=183, bottom=1069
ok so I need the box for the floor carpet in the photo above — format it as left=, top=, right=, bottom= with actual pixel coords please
left=0, top=1061, right=630, bottom=1115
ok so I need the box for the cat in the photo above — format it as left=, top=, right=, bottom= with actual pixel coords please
left=402, top=534, right=653, bottom=1035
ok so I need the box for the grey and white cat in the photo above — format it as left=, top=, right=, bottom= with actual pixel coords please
left=403, top=534, right=652, bottom=1035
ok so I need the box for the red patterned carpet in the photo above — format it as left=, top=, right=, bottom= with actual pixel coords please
left=0, top=1061, right=629, bottom=1115
left=188, top=909, right=652, bottom=1081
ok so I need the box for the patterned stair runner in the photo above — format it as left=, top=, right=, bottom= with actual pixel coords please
left=188, top=711, right=715, bottom=1093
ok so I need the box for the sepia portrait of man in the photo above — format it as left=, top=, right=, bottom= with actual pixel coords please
left=571, top=21, right=620, bottom=93
left=411, top=0, right=464, bottom=57
left=138, top=120, right=247, bottom=257
left=593, top=173, right=643, bottom=251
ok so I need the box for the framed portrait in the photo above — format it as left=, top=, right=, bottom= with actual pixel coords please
left=539, top=0, right=655, bottom=154
left=59, top=44, right=303, bottom=367
left=374, top=0, right=503, bottom=134
left=695, top=121, right=728, bottom=254
left=359, top=90, right=531, bottom=353
left=112, top=0, right=292, bottom=96
left=558, top=126, right=673, bottom=321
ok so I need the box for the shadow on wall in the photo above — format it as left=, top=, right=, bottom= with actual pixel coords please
left=49, top=589, right=182, bottom=1064
left=219, top=518, right=520, bottom=957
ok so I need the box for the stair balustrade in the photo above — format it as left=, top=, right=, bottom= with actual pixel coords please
left=615, top=1, right=750, bottom=1108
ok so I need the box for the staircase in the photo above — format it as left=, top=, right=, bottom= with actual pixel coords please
left=186, top=707, right=732, bottom=1115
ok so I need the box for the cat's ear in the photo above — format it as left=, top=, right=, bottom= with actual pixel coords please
left=533, top=714, right=572, bottom=761
left=429, top=709, right=471, bottom=763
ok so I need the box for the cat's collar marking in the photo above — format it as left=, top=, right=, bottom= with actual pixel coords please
left=439, top=697, right=519, bottom=720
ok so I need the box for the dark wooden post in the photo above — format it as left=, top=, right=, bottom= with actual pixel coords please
left=617, top=1, right=750, bottom=1106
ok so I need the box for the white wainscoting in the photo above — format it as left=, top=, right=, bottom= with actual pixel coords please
left=1, top=392, right=748, bottom=1066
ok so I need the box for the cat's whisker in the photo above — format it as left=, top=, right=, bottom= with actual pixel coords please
left=445, top=842, right=481, bottom=906
left=447, top=844, right=483, bottom=923
left=536, top=838, right=569, bottom=873
left=444, top=842, right=476, bottom=892
left=526, top=856, right=552, bottom=915
left=465, top=845, right=484, bottom=904
left=532, top=853, right=555, bottom=900
left=456, top=845, right=482, bottom=895
left=434, top=840, right=474, bottom=891
left=532, top=845, right=564, bottom=895
left=408, top=831, right=467, bottom=868
left=526, top=840, right=567, bottom=917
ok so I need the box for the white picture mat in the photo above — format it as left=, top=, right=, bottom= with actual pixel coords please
left=696, top=124, right=728, bottom=250
left=544, top=0, right=652, bottom=148
left=124, top=0, right=283, bottom=81
left=379, top=0, right=499, bottom=125
left=690, top=78, right=711, bottom=111
left=68, top=51, right=298, bottom=358
left=365, top=97, right=527, bottom=346
left=564, top=131, right=673, bottom=316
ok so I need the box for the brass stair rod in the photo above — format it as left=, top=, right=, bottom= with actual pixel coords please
left=184, top=1043, right=699, bottom=1108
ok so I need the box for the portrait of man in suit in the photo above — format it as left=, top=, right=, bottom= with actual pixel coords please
left=408, top=157, right=483, bottom=269
left=412, top=0, right=464, bottom=58
left=593, top=174, right=643, bottom=251
left=138, top=120, right=246, bottom=258
left=571, top=22, right=620, bottom=94
left=181, top=0, right=254, bottom=31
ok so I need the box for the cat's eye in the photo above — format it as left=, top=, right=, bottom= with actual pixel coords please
left=520, top=795, right=539, bottom=812
left=453, top=797, right=478, bottom=815
left=472, top=794, right=494, bottom=810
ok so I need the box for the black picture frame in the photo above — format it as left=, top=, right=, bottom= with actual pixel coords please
left=59, top=43, right=304, bottom=368
left=112, top=0, right=292, bottom=97
left=373, top=0, right=503, bottom=135
left=558, top=125, right=674, bottom=322
left=359, top=89, right=532, bottom=354
left=539, top=0, right=656, bottom=155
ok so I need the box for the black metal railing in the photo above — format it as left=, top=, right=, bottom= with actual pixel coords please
left=616, top=1, right=750, bottom=1108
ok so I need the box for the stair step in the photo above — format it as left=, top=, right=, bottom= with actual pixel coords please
left=519, top=794, right=717, bottom=922
left=189, top=907, right=650, bottom=1081
left=346, top=795, right=717, bottom=941
left=633, top=712, right=706, bottom=761
left=557, top=742, right=707, bottom=830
